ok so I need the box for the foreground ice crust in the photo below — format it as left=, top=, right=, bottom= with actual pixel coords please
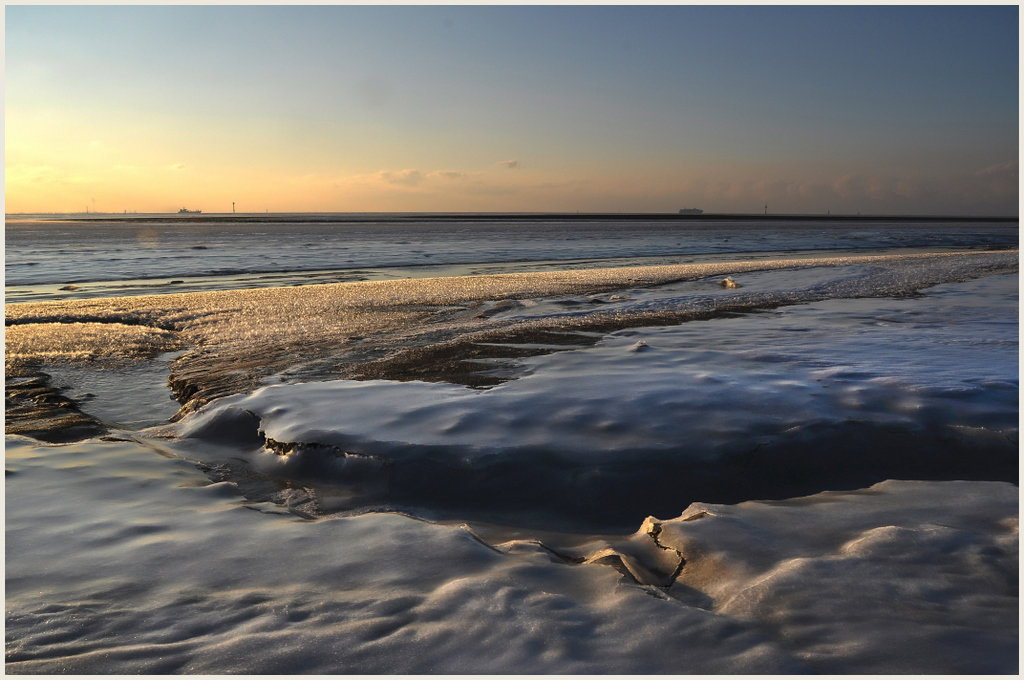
left=5, top=251, right=1019, bottom=673
left=5, top=435, right=1017, bottom=674
left=176, top=274, right=1017, bottom=483
left=4, top=436, right=800, bottom=674
left=644, top=479, right=1018, bottom=673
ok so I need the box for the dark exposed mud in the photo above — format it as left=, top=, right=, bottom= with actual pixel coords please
left=5, top=369, right=107, bottom=443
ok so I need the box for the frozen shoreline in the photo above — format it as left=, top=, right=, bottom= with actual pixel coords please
left=5, top=248, right=1019, bottom=673
left=5, top=433, right=1017, bottom=674
left=162, top=273, right=1017, bottom=532
left=6, top=249, right=1018, bottom=433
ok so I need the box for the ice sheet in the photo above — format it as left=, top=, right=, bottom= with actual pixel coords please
left=7, top=251, right=1017, bottom=404
left=167, top=273, right=1017, bottom=530
left=650, top=479, right=1019, bottom=673
left=3, top=435, right=802, bottom=674
left=5, top=434, right=1015, bottom=673
left=5, top=244, right=1018, bottom=674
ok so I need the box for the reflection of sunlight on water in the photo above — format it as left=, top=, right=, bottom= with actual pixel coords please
left=137, top=228, right=160, bottom=248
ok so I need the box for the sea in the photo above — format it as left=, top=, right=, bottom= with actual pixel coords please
left=5, top=212, right=1018, bottom=302
left=5, top=213, right=1019, bottom=673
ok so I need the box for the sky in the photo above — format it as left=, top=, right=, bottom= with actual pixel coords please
left=5, top=5, right=1019, bottom=215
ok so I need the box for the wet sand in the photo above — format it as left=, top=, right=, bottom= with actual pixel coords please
left=6, top=249, right=1018, bottom=440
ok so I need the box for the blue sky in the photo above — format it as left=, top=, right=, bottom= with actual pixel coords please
left=6, top=5, right=1018, bottom=214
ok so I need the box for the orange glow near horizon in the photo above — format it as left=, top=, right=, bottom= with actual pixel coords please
left=8, top=107, right=1018, bottom=217
left=6, top=7, right=1018, bottom=217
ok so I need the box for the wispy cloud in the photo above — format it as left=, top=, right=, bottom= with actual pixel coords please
left=6, top=164, right=93, bottom=185
left=972, top=160, right=1017, bottom=197
left=684, top=166, right=1018, bottom=214
left=976, top=160, right=1017, bottom=177
left=6, top=165, right=59, bottom=184
left=429, top=171, right=465, bottom=180
left=463, top=182, right=519, bottom=196
left=536, top=178, right=591, bottom=190
left=377, top=169, right=424, bottom=186
left=170, top=163, right=187, bottom=171
left=498, top=160, right=519, bottom=169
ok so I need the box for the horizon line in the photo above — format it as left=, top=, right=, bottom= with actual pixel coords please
left=6, top=211, right=1019, bottom=223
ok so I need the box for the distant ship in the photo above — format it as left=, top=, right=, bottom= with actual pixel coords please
left=678, top=208, right=704, bottom=215
left=178, top=208, right=202, bottom=214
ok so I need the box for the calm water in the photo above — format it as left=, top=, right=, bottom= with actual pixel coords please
left=5, top=213, right=1017, bottom=302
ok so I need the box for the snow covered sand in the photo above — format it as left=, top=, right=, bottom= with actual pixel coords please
left=5, top=435, right=1016, bottom=673
left=6, top=249, right=1018, bottom=418
left=650, top=480, right=1018, bottom=674
left=5, top=249, right=1019, bottom=673
left=163, top=273, right=1018, bottom=531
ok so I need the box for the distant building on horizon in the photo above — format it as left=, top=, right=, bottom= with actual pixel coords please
left=678, top=208, right=703, bottom=215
